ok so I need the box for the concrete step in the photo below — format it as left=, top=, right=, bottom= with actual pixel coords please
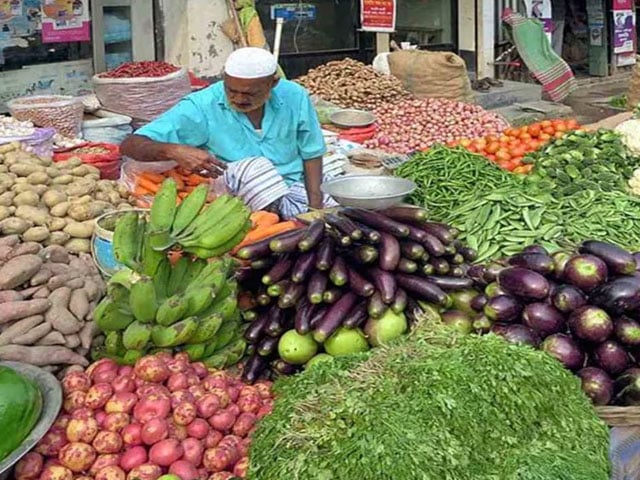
left=474, top=80, right=542, bottom=110
left=492, top=100, right=575, bottom=126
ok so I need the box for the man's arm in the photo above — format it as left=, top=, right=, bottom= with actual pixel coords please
left=303, top=157, right=323, bottom=210
left=121, top=135, right=177, bottom=163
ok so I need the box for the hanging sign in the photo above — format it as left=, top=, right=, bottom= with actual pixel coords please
left=41, top=0, right=90, bottom=43
left=524, top=0, right=552, bottom=40
left=612, top=9, right=635, bottom=53
left=360, top=0, right=396, bottom=33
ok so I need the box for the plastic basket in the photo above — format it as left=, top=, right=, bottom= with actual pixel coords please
left=7, top=95, right=83, bottom=137
left=82, top=110, right=132, bottom=145
left=0, top=127, right=55, bottom=160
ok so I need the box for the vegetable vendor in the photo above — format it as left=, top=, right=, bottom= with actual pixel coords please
left=121, top=47, right=337, bottom=218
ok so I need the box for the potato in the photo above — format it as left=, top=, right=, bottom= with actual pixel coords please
left=50, top=201, right=70, bottom=217
left=0, top=206, right=11, bottom=222
left=0, top=191, right=15, bottom=206
left=45, top=167, right=62, bottom=178
left=57, top=158, right=82, bottom=169
left=47, top=217, right=67, bottom=232
left=52, top=175, right=74, bottom=185
left=9, top=163, right=44, bottom=177
left=13, top=177, right=27, bottom=184
left=0, top=217, right=32, bottom=235
left=32, top=185, right=49, bottom=196
left=46, top=232, right=71, bottom=246
left=23, top=226, right=50, bottom=242
left=58, top=442, right=96, bottom=473
left=15, top=205, right=49, bottom=226
left=0, top=165, right=7, bottom=174
left=75, top=195, right=94, bottom=205
left=68, top=203, right=105, bottom=222
left=13, top=191, right=40, bottom=206
left=66, top=180, right=96, bottom=197
left=27, top=171, right=50, bottom=185
left=70, top=165, right=91, bottom=177
left=64, top=221, right=94, bottom=239
left=42, top=190, right=67, bottom=208
left=64, top=238, right=91, bottom=254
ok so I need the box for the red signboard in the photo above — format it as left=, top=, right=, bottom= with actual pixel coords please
left=360, top=0, right=396, bottom=33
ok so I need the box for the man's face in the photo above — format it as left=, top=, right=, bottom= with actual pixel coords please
left=224, top=74, right=277, bottom=113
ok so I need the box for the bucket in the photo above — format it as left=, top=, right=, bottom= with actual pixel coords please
left=91, top=209, right=147, bottom=276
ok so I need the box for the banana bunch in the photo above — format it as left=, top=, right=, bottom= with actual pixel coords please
left=92, top=255, right=246, bottom=367
left=113, top=179, right=251, bottom=269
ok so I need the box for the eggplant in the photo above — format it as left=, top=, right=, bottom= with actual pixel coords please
left=397, top=258, right=418, bottom=274
left=472, top=314, right=492, bottom=334
left=242, top=354, right=268, bottom=383
left=256, top=293, right=271, bottom=307
left=262, top=257, right=294, bottom=286
left=323, top=288, right=343, bottom=304
left=471, top=294, right=488, bottom=312
left=615, top=316, right=640, bottom=346
left=294, top=299, right=315, bottom=335
left=507, top=253, right=555, bottom=276
left=450, top=266, right=466, bottom=278
left=498, top=267, right=550, bottom=301
left=329, top=256, right=349, bottom=287
left=379, top=232, right=401, bottom=271
left=267, top=280, right=288, bottom=297
left=448, top=253, right=465, bottom=265
left=422, top=233, right=446, bottom=257
left=297, top=219, right=325, bottom=252
left=634, top=252, right=640, bottom=271
left=441, top=310, right=473, bottom=335
left=579, top=240, right=636, bottom=275
left=343, top=301, right=369, bottom=328
left=244, top=314, right=269, bottom=344
left=568, top=306, right=613, bottom=343
left=307, top=271, right=328, bottom=304
left=551, top=285, right=587, bottom=313
left=236, top=229, right=303, bottom=260
left=335, top=234, right=352, bottom=247
left=367, top=291, right=388, bottom=319
left=269, top=229, right=308, bottom=253
left=424, top=275, right=474, bottom=291
left=315, top=238, right=335, bottom=271
left=484, top=282, right=508, bottom=298
left=483, top=263, right=505, bottom=283
left=291, top=252, right=317, bottom=284
left=353, top=221, right=382, bottom=244
left=421, top=263, right=436, bottom=276
left=491, top=323, right=539, bottom=347
left=271, top=359, right=298, bottom=375
left=522, top=302, right=566, bottom=337
left=429, top=257, right=450, bottom=275
left=421, top=222, right=454, bottom=245
left=395, top=274, right=450, bottom=307
left=467, top=264, right=487, bottom=285
left=541, top=334, right=585, bottom=371
left=278, top=283, right=306, bottom=309
left=356, top=245, right=379, bottom=265
left=614, top=368, right=640, bottom=405
left=257, top=336, right=279, bottom=356
left=563, top=254, right=608, bottom=292
left=341, top=208, right=410, bottom=238
left=309, top=306, right=328, bottom=329
left=449, top=289, right=480, bottom=314
left=348, top=267, right=375, bottom=297
left=551, top=251, right=571, bottom=279
left=313, top=291, right=358, bottom=343
left=457, top=246, right=478, bottom=263
left=265, top=307, right=285, bottom=337
left=577, top=367, right=613, bottom=405
left=391, top=288, right=408, bottom=314
left=368, top=267, right=397, bottom=304
left=522, top=245, right=549, bottom=255
left=324, top=214, right=363, bottom=241
left=250, top=258, right=273, bottom=270
left=242, top=309, right=258, bottom=322
left=594, top=340, right=630, bottom=375
left=400, top=241, right=426, bottom=261
left=380, top=206, right=428, bottom=223
left=234, top=267, right=254, bottom=283
left=589, top=277, right=640, bottom=315
left=483, top=295, right=523, bottom=323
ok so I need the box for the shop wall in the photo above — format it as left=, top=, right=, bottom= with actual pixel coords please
left=396, top=0, right=454, bottom=45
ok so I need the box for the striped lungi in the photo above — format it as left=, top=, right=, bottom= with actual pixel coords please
left=223, top=157, right=341, bottom=219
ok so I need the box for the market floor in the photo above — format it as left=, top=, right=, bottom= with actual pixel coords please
left=562, top=75, right=630, bottom=125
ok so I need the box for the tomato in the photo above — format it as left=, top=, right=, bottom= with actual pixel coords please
left=554, top=131, right=565, bottom=139
left=496, top=150, right=512, bottom=162
left=527, top=124, right=542, bottom=137
left=467, top=145, right=478, bottom=153
left=538, top=133, right=552, bottom=142
left=554, top=123, right=567, bottom=132
left=497, top=160, right=510, bottom=169
left=510, top=146, right=526, bottom=158
left=460, top=138, right=472, bottom=147
left=504, top=129, right=517, bottom=137
left=527, top=140, right=540, bottom=151
left=486, top=142, right=500, bottom=154
left=540, top=120, right=552, bottom=128
left=486, top=135, right=498, bottom=143
left=487, top=154, right=497, bottom=161
left=543, top=126, right=555, bottom=135
left=513, top=166, right=527, bottom=174
left=519, top=132, right=532, bottom=141
left=566, top=119, right=579, bottom=130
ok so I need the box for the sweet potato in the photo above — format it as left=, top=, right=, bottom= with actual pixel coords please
left=0, top=290, right=23, bottom=302
left=69, top=289, right=90, bottom=319
left=83, top=279, right=101, bottom=301
left=0, top=314, right=43, bottom=345
left=0, top=254, right=43, bottom=289
left=0, top=345, right=89, bottom=365
left=49, top=286, right=71, bottom=307
left=65, top=334, right=81, bottom=349
left=0, top=245, right=13, bottom=262
left=0, top=298, right=50, bottom=324
left=48, top=273, right=79, bottom=291
left=8, top=242, right=41, bottom=259
left=47, top=263, right=70, bottom=275
left=37, top=331, right=66, bottom=346
left=33, top=286, right=51, bottom=298
left=30, top=267, right=52, bottom=286
left=0, top=234, right=19, bottom=248
left=66, top=277, right=85, bottom=289
left=79, top=321, right=98, bottom=349
left=13, top=322, right=51, bottom=345
left=40, top=245, right=69, bottom=264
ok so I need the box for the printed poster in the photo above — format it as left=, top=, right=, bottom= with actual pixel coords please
left=0, top=0, right=22, bottom=23
left=612, top=9, right=635, bottom=53
left=524, top=0, right=552, bottom=40
left=41, top=0, right=89, bottom=43
left=360, top=0, right=396, bottom=33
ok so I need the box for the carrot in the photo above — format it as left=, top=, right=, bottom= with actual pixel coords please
left=137, top=171, right=164, bottom=183
left=134, top=186, right=153, bottom=197
left=236, top=221, right=299, bottom=249
left=186, top=173, right=207, bottom=186
left=250, top=211, right=280, bottom=229
left=178, top=192, right=188, bottom=199
left=167, top=170, right=185, bottom=190
left=136, top=177, right=160, bottom=193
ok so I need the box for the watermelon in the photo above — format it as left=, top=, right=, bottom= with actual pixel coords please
left=0, top=366, right=42, bottom=460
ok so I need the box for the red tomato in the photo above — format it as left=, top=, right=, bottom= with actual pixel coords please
left=554, top=131, right=565, bottom=139
left=486, top=135, right=498, bottom=143
left=487, top=154, right=497, bottom=162
left=496, top=150, right=512, bottom=162
left=460, top=138, right=472, bottom=147
left=486, top=142, right=500, bottom=154
left=527, top=124, right=542, bottom=137
left=540, top=120, right=552, bottom=128
left=566, top=119, right=579, bottom=130
left=467, top=145, right=478, bottom=153
left=538, top=133, right=552, bottom=142
left=543, top=126, right=555, bottom=135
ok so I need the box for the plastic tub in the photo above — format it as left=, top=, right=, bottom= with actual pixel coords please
left=7, top=95, right=83, bottom=137
left=0, top=127, right=55, bottom=160
left=92, top=209, right=147, bottom=276
left=82, top=110, right=132, bottom=144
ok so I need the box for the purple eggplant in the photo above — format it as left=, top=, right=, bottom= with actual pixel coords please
left=522, top=245, right=548, bottom=255
left=262, top=257, right=294, bottom=286
left=449, top=289, right=481, bottom=314
left=348, top=267, right=375, bottom=297
left=448, top=253, right=465, bottom=265
left=369, top=267, right=397, bottom=304
left=395, top=274, right=451, bottom=307
left=297, top=219, right=325, bottom=252
left=467, top=264, right=487, bottom=286
left=429, top=257, right=450, bottom=275
left=541, top=334, right=585, bottom=371
left=421, top=222, right=455, bottom=245
left=563, top=254, right=608, bottom=292
left=323, top=288, right=343, bottom=304
left=270, top=229, right=308, bottom=253
left=344, top=301, right=369, bottom=328
left=242, top=354, right=268, bottom=383
left=634, top=252, right=640, bottom=271
left=379, top=232, right=401, bottom=271
left=424, top=276, right=474, bottom=291
left=471, top=294, right=488, bottom=312
left=324, top=214, right=362, bottom=241
left=391, top=288, right=408, bottom=314
left=309, top=306, right=328, bottom=329
left=615, top=316, right=640, bottom=346
left=507, top=253, right=555, bottom=276
left=483, top=295, right=523, bottom=323
left=551, top=285, right=587, bottom=313
left=313, top=291, right=358, bottom=343
left=577, top=367, right=613, bottom=405
left=353, top=221, right=381, bottom=244
left=367, top=291, right=388, bottom=319
left=401, top=241, right=426, bottom=261
left=257, top=336, right=279, bottom=356
left=422, top=233, right=447, bottom=257
left=473, top=314, right=493, bottom=334
left=380, top=206, right=428, bottom=223
left=291, top=252, right=317, bottom=284
left=551, top=251, right=572, bottom=279
left=498, top=267, right=550, bottom=301
left=271, top=359, right=298, bottom=376
left=484, top=282, right=509, bottom=298
left=278, top=283, right=306, bottom=309
left=397, top=258, right=418, bottom=274
left=491, top=323, right=539, bottom=347
left=256, top=293, right=271, bottom=307
left=441, top=310, right=473, bottom=335
left=356, top=245, right=379, bottom=265
left=568, top=306, right=613, bottom=343
left=614, top=368, right=640, bottom=405
left=450, top=265, right=466, bottom=278
left=315, top=237, right=335, bottom=271
left=294, top=299, right=315, bottom=335
left=457, top=246, right=478, bottom=263
left=483, top=263, right=505, bottom=283
left=236, top=229, right=302, bottom=260
left=307, top=271, right=328, bottom=304
left=250, top=258, right=273, bottom=271
left=244, top=314, right=269, bottom=344
left=594, top=340, right=630, bottom=375
left=421, top=263, right=436, bottom=276
left=522, top=302, right=566, bottom=337
left=341, top=208, right=410, bottom=237
left=267, top=280, right=288, bottom=297
left=329, top=256, right=349, bottom=287
left=579, top=240, right=636, bottom=275
left=265, top=307, right=286, bottom=337
left=589, top=277, right=640, bottom=315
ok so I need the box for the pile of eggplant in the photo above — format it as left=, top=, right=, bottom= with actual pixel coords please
left=234, top=207, right=478, bottom=382
left=467, top=240, right=640, bottom=406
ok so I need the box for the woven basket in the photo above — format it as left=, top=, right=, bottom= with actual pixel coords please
left=596, top=406, right=640, bottom=427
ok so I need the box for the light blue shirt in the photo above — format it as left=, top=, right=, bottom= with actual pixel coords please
left=136, top=79, right=327, bottom=186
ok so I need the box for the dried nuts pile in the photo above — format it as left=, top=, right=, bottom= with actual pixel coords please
left=8, top=96, right=84, bottom=138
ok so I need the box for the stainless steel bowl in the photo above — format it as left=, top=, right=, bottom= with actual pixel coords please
left=0, top=362, right=62, bottom=476
left=321, top=175, right=416, bottom=210
left=329, top=109, right=376, bottom=128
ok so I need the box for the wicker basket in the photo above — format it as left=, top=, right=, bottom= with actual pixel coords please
left=596, top=406, right=640, bottom=427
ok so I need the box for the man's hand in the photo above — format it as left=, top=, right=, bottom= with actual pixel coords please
left=166, top=144, right=227, bottom=178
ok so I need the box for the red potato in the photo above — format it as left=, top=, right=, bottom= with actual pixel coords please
left=62, top=372, right=91, bottom=394
left=66, top=417, right=99, bottom=443
left=167, top=420, right=188, bottom=441
left=254, top=381, right=273, bottom=399
left=169, top=460, right=199, bottom=480
left=202, top=446, right=237, bottom=473
left=134, top=377, right=146, bottom=388
left=197, top=394, right=221, bottom=418
left=35, top=427, right=68, bottom=456
left=232, top=413, right=256, bottom=438
left=192, top=362, right=207, bottom=379
left=226, top=386, right=240, bottom=403
left=43, top=458, right=61, bottom=469
left=125, top=463, right=162, bottom=480
left=167, top=373, right=188, bottom=392
left=95, top=465, right=126, bottom=480
left=111, top=375, right=136, bottom=394
left=93, top=431, right=123, bottom=454
left=166, top=358, right=188, bottom=375
left=87, top=359, right=118, bottom=379
left=188, top=385, right=205, bottom=400
left=208, top=410, right=236, bottom=433
left=207, top=473, right=234, bottom=480
left=136, top=384, right=170, bottom=399
left=141, top=418, right=169, bottom=445
left=204, top=431, right=223, bottom=449
left=238, top=386, right=257, bottom=398
left=157, top=351, right=175, bottom=363
left=15, top=452, right=43, bottom=480
left=171, top=390, right=196, bottom=409
left=105, top=392, right=138, bottom=414
left=71, top=408, right=94, bottom=421
left=53, top=415, right=70, bottom=430
left=225, top=404, right=240, bottom=418
left=133, top=394, right=171, bottom=423
left=58, top=442, right=97, bottom=473
left=85, top=383, right=114, bottom=410
left=148, top=438, right=184, bottom=467
left=181, top=437, right=204, bottom=467
left=186, top=373, right=200, bottom=387
left=173, top=401, right=197, bottom=426
left=218, top=435, right=242, bottom=451
left=119, top=445, right=147, bottom=472
left=134, top=356, right=170, bottom=383
left=90, top=454, right=121, bottom=475
left=95, top=410, right=107, bottom=426
left=63, top=391, right=86, bottom=413
left=93, top=368, right=118, bottom=384
left=121, top=423, right=143, bottom=446
left=186, top=418, right=209, bottom=440
left=233, top=457, right=248, bottom=478
left=76, top=477, right=93, bottom=480
left=237, top=393, right=260, bottom=415
left=39, top=465, right=73, bottom=480
left=238, top=438, right=251, bottom=458
left=102, top=413, right=130, bottom=432
left=174, top=352, right=190, bottom=364
left=207, top=389, right=230, bottom=409
left=118, top=365, right=134, bottom=376
left=202, top=376, right=227, bottom=392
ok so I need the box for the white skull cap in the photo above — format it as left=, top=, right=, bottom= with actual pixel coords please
left=224, top=47, right=277, bottom=79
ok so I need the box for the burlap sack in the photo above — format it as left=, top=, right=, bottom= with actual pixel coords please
left=627, top=56, right=640, bottom=109
left=388, top=50, right=474, bottom=103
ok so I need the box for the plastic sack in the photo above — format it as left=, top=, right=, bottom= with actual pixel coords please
left=372, top=53, right=391, bottom=75
left=82, top=110, right=132, bottom=145
left=0, top=127, right=55, bottom=160
left=7, top=95, right=84, bottom=137
left=54, top=143, right=121, bottom=180
left=92, top=68, right=191, bottom=122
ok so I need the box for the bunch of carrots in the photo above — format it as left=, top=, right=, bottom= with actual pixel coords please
left=132, top=168, right=212, bottom=208
left=234, top=211, right=300, bottom=252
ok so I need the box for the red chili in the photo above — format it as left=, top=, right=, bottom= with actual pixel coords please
left=100, top=61, right=179, bottom=79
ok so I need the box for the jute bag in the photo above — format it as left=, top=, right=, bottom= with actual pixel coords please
left=627, top=56, right=640, bottom=109
left=388, top=50, right=474, bottom=103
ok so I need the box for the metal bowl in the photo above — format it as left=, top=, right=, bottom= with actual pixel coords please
left=329, top=109, right=376, bottom=128
left=0, top=362, right=62, bottom=476
left=321, top=175, right=416, bottom=210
